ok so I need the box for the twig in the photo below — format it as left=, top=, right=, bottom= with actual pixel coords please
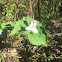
left=30, top=0, right=34, bottom=19
left=37, top=46, right=46, bottom=51
left=51, top=33, right=62, bottom=36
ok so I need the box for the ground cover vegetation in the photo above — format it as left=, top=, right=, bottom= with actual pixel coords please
left=0, top=0, right=62, bottom=62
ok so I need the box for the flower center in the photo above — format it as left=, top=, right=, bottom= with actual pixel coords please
left=31, top=25, right=34, bottom=28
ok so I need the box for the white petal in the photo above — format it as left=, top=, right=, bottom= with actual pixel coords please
left=31, top=21, right=33, bottom=25
left=7, top=22, right=9, bottom=24
left=23, top=17, right=25, bottom=20
left=0, top=30, right=3, bottom=35
left=31, top=20, right=36, bottom=27
left=31, top=28, right=38, bottom=33
left=0, top=32, right=2, bottom=35
left=33, top=20, right=36, bottom=26
left=0, top=33, right=1, bottom=35
left=25, top=26, right=31, bottom=30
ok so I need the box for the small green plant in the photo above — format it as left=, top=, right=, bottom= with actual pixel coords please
left=0, top=17, right=47, bottom=46
left=0, top=22, right=16, bottom=39
left=0, top=51, right=5, bottom=62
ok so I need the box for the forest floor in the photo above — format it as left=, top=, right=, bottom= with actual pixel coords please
left=0, top=19, right=62, bottom=62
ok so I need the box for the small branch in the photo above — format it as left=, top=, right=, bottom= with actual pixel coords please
left=37, top=46, right=46, bottom=51
left=30, top=0, right=34, bottom=19
left=51, top=33, right=62, bottom=36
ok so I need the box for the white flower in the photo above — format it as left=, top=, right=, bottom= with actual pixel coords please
left=23, top=17, right=25, bottom=20
left=0, top=29, right=3, bottom=35
left=25, top=20, right=38, bottom=33
left=7, top=22, right=9, bottom=24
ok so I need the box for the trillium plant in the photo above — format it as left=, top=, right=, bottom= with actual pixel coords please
left=0, top=17, right=47, bottom=46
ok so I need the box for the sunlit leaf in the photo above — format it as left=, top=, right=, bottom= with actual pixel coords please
left=1, top=23, right=6, bottom=29
left=9, top=20, right=26, bottom=36
left=28, top=27, right=47, bottom=46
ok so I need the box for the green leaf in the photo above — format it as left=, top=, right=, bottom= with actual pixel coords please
left=23, top=17, right=34, bottom=25
left=2, top=12, right=5, bottom=15
left=36, top=21, right=42, bottom=27
left=1, top=23, right=6, bottom=29
left=14, top=0, right=17, bottom=3
left=22, top=5, right=26, bottom=7
left=9, top=20, right=26, bottom=36
left=19, top=20, right=26, bottom=27
left=12, top=4, right=15, bottom=6
left=18, top=4, right=26, bottom=7
left=18, top=30, right=30, bottom=35
left=18, top=4, right=22, bottom=7
left=6, top=10, right=13, bottom=13
left=9, top=22, right=16, bottom=27
left=28, top=27, right=47, bottom=46
left=9, top=15, right=14, bottom=18
left=45, top=1, right=49, bottom=5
